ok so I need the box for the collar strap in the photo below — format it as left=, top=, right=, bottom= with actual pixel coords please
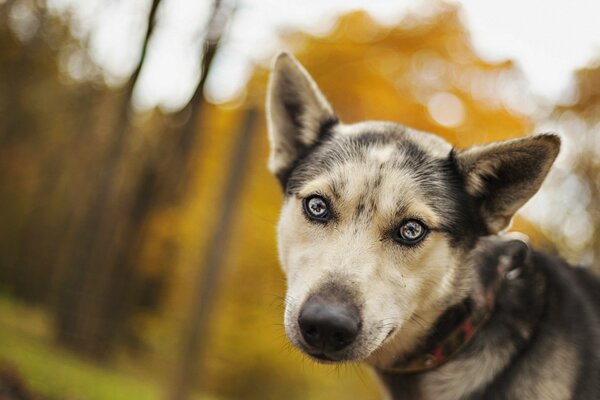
left=381, top=245, right=524, bottom=374
left=382, top=299, right=491, bottom=373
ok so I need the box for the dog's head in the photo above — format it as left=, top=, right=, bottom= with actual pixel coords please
left=266, top=52, right=559, bottom=367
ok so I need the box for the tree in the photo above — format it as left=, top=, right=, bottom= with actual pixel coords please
left=53, top=0, right=165, bottom=357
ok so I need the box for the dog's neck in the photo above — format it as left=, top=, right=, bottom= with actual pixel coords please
left=380, top=247, right=520, bottom=374
left=374, top=243, right=547, bottom=400
left=380, top=297, right=483, bottom=373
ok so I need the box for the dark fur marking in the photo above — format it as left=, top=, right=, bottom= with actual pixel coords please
left=286, top=130, right=396, bottom=193
left=330, top=181, right=342, bottom=201
left=355, top=202, right=366, bottom=219
left=373, top=174, right=383, bottom=190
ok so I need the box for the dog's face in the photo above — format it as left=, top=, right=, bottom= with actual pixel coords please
left=266, top=52, right=560, bottom=367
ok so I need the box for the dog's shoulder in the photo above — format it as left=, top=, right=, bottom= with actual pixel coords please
left=532, top=249, right=600, bottom=315
left=498, top=249, right=600, bottom=400
left=429, top=240, right=600, bottom=400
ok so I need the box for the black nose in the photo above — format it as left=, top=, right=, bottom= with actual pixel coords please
left=298, top=295, right=360, bottom=352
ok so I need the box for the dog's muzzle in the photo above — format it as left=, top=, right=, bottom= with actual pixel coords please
left=298, top=293, right=361, bottom=355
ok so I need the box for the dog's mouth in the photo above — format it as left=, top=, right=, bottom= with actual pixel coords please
left=294, top=326, right=399, bottom=364
left=384, top=326, right=398, bottom=340
left=306, top=352, right=337, bottom=362
left=295, top=341, right=345, bottom=363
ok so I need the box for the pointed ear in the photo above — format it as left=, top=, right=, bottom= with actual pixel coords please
left=456, top=134, right=560, bottom=233
left=266, top=52, right=338, bottom=187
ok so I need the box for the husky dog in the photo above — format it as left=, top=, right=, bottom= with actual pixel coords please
left=266, top=52, right=600, bottom=400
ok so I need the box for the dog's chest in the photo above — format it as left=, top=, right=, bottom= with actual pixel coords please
left=418, top=343, right=514, bottom=400
left=415, top=337, right=577, bottom=400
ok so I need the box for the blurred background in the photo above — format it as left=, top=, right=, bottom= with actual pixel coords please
left=1, top=0, right=599, bottom=399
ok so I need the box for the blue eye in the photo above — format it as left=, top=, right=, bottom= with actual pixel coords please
left=303, top=195, right=330, bottom=221
left=394, top=220, right=428, bottom=245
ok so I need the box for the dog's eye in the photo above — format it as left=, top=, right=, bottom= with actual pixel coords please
left=303, top=195, right=329, bottom=221
left=394, top=220, right=428, bottom=245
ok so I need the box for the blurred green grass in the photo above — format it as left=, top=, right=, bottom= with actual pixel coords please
left=0, top=296, right=162, bottom=400
left=0, top=294, right=377, bottom=400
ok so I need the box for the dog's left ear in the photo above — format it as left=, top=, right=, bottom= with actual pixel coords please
left=266, top=52, right=338, bottom=187
left=456, top=134, right=560, bottom=233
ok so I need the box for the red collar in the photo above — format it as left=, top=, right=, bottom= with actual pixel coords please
left=381, top=250, right=523, bottom=374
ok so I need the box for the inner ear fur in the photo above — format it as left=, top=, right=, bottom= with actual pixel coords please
left=266, top=52, right=338, bottom=187
left=456, top=134, right=560, bottom=233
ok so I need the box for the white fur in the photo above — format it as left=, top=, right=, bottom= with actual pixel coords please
left=369, top=146, right=395, bottom=164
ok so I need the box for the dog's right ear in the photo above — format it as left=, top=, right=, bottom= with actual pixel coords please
left=266, top=52, right=338, bottom=187
left=456, top=134, right=560, bottom=233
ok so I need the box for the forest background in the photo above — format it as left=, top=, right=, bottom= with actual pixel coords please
left=1, top=0, right=600, bottom=399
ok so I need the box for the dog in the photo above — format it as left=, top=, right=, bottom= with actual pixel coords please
left=265, top=52, right=600, bottom=399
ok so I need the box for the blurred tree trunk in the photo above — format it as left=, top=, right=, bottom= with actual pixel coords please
left=171, top=0, right=231, bottom=193
left=89, top=0, right=235, bottom=358
left=53, top=0, right=235, bottom=360
left=0, top=1, right=99, bottom=303
left=167, top=108, right=257, bottom=400
left=12, top=86, right=98, bottom=304
left=53, top=0, right=164, bottom=357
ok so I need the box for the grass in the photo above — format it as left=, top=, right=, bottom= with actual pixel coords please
left=0, top=296, right=162, bottom=400
left=0, top=294, right=377, bottom=400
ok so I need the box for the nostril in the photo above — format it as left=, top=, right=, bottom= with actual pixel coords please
left=330, top=323, right=358, bottom=348
left=332, top=331, right=347, bottom=346
left=304, top=325, right=319, bottom=339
